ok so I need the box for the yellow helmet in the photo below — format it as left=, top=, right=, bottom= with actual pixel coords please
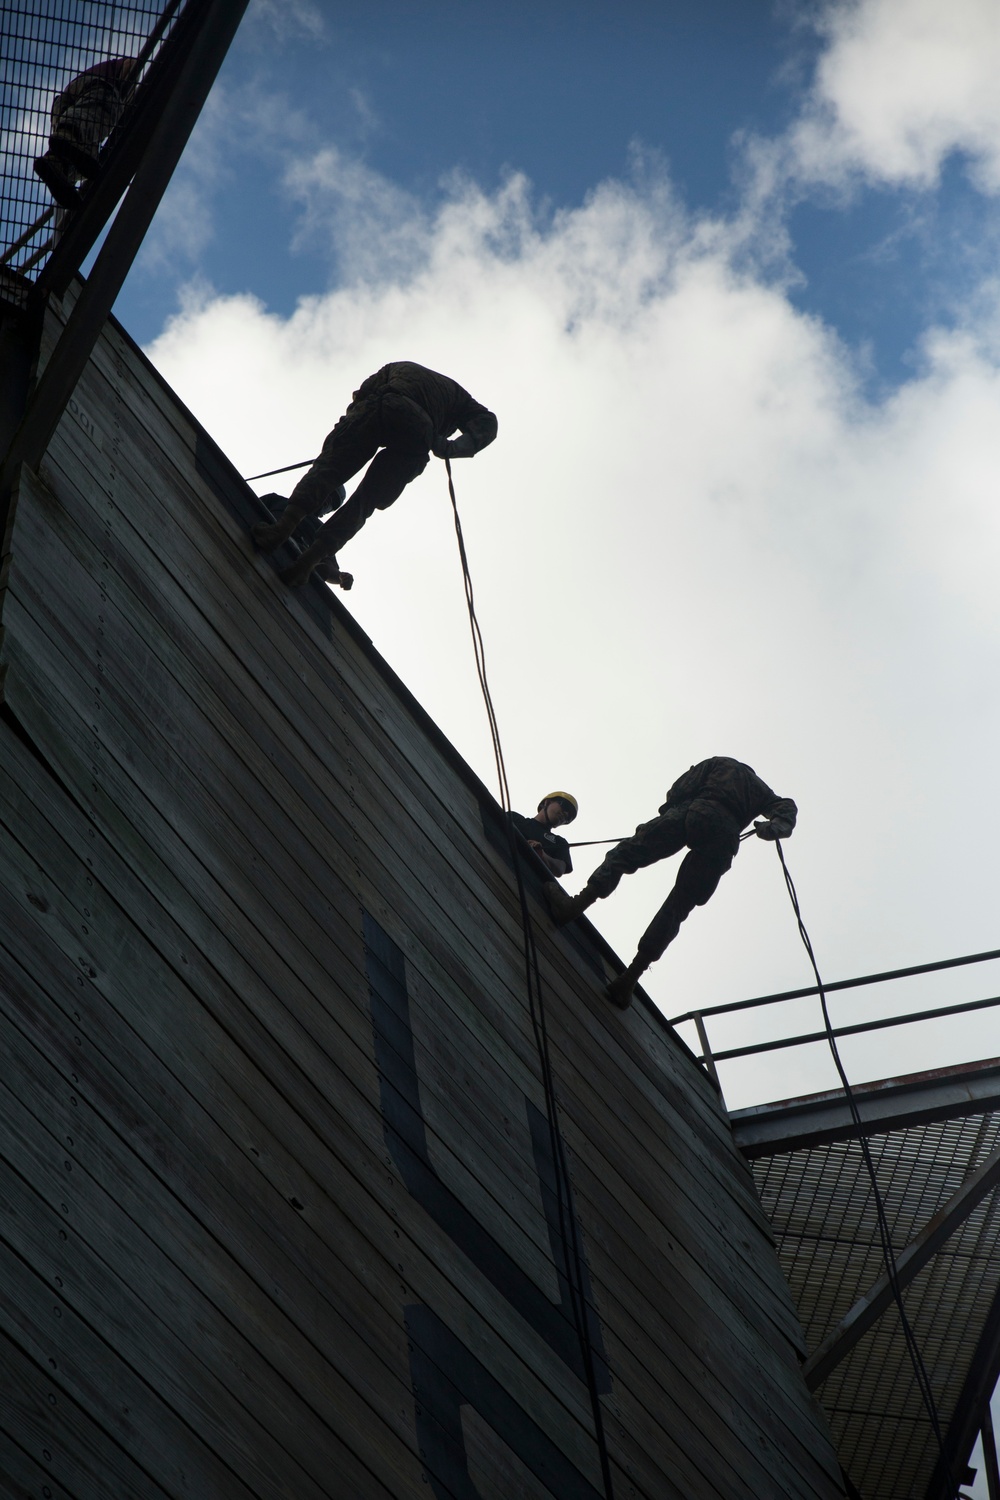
left=540, top=791, right=578, bottom=822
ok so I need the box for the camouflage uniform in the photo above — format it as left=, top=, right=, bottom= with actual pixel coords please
left=287, top=361, right=498, bottom=559
left=586, top=757, right=797, bottom=963
left=34, top=58, right=134, bottom=209
left=49, top=58, right=133, bottom=168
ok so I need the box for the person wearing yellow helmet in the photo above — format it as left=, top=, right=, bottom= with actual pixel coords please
left=510, top=793, right=578, bottom=878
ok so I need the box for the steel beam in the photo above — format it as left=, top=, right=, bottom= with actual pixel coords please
left=925, top=1280, right=1000, bottom=1500
left=802, top=1141, right=1000, bottom=1389
left=731, top=1059, right=1000, bottom=1158
left=983, top=1404, right=1000, bottom=1500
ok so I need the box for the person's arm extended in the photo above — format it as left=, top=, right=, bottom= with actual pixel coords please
left=754, top=797, right=797, bottom=839
left=435, top=403, right=498, bottom=458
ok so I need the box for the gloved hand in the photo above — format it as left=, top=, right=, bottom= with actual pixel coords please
left=754, top=819, right=781, bottom=840
left=432, top=432, right=477, bottom=460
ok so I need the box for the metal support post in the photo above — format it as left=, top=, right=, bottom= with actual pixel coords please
left=983, top=1401, right=1000, bottom=1500
left=693, top=1012, right=723, bottom=1095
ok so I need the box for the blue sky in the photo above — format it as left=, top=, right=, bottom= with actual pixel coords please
left=121, top=1, right=797, bottom=335
left=119, top=0, right=1000, bottom=390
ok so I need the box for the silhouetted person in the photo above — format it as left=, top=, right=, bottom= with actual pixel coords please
left=34, top=57, right=136, bottom=210
left=511, top=793, right=578, bottom=878
left=544, top=757, right=796, bottom=1009
left=253, top=361, right=498, bottom=588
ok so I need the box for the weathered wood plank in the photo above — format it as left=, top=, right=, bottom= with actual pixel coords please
left=0, top=1429, right=79, bottom=1500
left=0, top=966, right=416, bottom=1499
left=0, top=669, right=839, bottom=1500
left=0, top=588, right=821, bottom=1464
left=0, top=302, right=847, bottom=1497
left=0, top=1324, right=173, bottom=1500
left=5, top=462, right=791, bottom=1332
left=0, top=748, right=646, bottom=1497
left=0, top=711, right=827, bottom=1500
left=37, top=399, right=778, bottom=1245
left=0, top=1162, right=272, bottom=1500
left=0, top=564, right=803, bottom=1392
left=0, top=834, right=719, bottom=1500
left=0, top=868, right=606, bottom=1496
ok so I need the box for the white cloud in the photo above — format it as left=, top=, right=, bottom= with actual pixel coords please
left=134, top=85, right=232, bottom=272
left=146, top=90, right=1000, bottom=1111
left=285, top=146, right=430, bottom=283
left=244, top=0, right=325, bottom=44
left=788, top=0, right=1000, bottom=190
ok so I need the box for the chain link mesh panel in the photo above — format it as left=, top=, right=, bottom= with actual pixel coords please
left=0, top=0, right=184, bottom=280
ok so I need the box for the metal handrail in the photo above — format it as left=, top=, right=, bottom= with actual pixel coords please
left=690, top=992, right=1000, bottom=1067
left=0, top=207, right=54, bottom=267
left=670, top=945, right=1000, bottom=1026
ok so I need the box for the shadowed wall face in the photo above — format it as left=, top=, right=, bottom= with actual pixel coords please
left=0, top=289, right=846, bottom=1497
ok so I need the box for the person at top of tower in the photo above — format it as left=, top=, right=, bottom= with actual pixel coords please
left=251, top=361, right=497, bottom=590
left=34, top=57, right=137, bottom=211
left=511, top=793, right=579, bottom=879
left=543, top=756, right=797, bottom=1010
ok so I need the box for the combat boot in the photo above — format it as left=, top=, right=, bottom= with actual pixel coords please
left=543, top=881, right=596, bottom=926
left=605, top=956, right=647, bottom=1010
left=33, top=152, right=81, bottom=210
left=252, top=498, right=306, bottom=554
left=55, top=141, right=101, bottom=178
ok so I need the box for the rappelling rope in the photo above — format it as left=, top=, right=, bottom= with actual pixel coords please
left=568, top=837, right=628, bottom=848
left=772, top=840, right=954, bottom=1493
left=244, top=457, right=317, bottom=483
left=572, top=827, right=758, bottom=849
left=444, top=458, right=616, bottom=1500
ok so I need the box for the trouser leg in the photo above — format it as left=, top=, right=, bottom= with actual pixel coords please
left=288, top=403, right=382, bottom=518
left=282, top=395, right=431, bottom=583
left=50, top=81, right=123, bottom=171
left=548, top=808, right=689, bottom=931
left=269, top=384, right=432, bottom=582
left=320, top=442, right=430, bottom=543
left=280, top=443, right=430, bottom=585
left=600, top=811, right=692, bottom=1007
left=635, top=840, right=736, bottom=963
left=253, top=401, right=379, bottom=554
left=585, top=808, right=689, bottom=900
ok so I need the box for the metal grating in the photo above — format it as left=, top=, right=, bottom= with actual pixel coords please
left=753, top=1112, right=1000, bottom=1498
left=0, top=0, right=183, bottom=280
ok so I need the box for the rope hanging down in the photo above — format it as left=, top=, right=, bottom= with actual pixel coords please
left=444, top=458, right=616, bottom=1500
left=772, top=841, right=954, bottom=1494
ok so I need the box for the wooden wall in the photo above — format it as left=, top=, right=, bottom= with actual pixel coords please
left=0, top=291, right=846, bottom=1499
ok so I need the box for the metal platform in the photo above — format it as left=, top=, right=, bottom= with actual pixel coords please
left=732, top=1061, right=1000, bottom=1498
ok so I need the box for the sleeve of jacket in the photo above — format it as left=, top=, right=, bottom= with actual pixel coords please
left=762, top=796, right=797, bottom=836
left=449, top=401, right=499, bottom=457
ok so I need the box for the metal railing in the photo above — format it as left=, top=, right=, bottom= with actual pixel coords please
left=670, top=946, right=1000, bottom=1088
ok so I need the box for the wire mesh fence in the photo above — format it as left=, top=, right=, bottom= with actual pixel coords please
left=0, top=0, right=185, bottom=281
